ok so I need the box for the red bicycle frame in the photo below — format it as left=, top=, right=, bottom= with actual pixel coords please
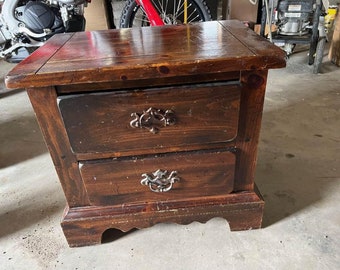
left=136, top=0, right=165, bottom=26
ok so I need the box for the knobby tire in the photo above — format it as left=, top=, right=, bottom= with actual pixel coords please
left=119, top=0, right=211, bottom=28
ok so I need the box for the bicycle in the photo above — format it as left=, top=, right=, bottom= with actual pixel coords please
left=109, top=0, right=211, bottom=28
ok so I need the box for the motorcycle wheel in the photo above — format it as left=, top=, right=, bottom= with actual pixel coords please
left=119, top=0, right=211, bottom=28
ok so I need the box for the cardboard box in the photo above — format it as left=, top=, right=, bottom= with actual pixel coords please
left=329, top=5, right=340, bottom=66
left=254, top=24, right=278, bottom=36
left=85, top=0, right=109, bottom=30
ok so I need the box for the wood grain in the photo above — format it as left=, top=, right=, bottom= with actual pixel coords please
left=6, top=21, right=286, bottom=89
left=7, top=20, right=286, bottom=247
left=80, top=150, right=235, bottom=206
left=26, top=87, right=89, bottom=207
left=234, top=70, right=269, bottom=191
left=61, top=189, right=264, bottom=247
left=58, top=82, right=240, bottom=158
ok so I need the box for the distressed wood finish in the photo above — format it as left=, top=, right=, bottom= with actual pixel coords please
left=58, top=82, right=240, bottom=158
left=80, top=150, right=235, bottom=206
left=6, top=20, right=286, bottom=247
left=234, top=70, right=269, bottom=191
left=62, top=189, right=264, bottom=247
left=5, top=21, right=286, bottom=89
left=26, top=87, right=89, bottom=207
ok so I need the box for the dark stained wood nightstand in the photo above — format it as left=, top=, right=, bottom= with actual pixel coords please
left=6, top=20, right=286, bottom=247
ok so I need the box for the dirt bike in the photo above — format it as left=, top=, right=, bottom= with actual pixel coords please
left=0, top=0, right=211, bottom=62
left=0, top=0, right=90, bottom=62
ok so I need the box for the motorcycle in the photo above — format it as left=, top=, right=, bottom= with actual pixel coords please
left=0, top=0, right=90, bottom=62
left=0, top=0, right=212, bottom=62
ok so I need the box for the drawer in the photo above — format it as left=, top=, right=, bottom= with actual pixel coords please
left=79, top=150, right=235, bottom=206
left=58, top=82, right=240, bottom=157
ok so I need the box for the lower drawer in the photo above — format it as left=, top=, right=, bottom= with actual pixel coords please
left=80, top=150, right=235, bottom=206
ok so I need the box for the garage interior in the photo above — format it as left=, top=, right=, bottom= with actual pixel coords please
left=1, top=0, right=340, bottom=269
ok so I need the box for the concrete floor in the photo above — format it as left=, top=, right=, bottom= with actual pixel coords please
left=1, top=43, right=340, bottom=269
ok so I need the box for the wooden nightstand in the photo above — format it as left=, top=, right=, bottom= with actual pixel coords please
left=6, top=20, right=286, bottom=247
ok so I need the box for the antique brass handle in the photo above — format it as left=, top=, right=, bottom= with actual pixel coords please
left=130, top=107, right=176, bottom=134
left=140, top=169, right=180, bottom=192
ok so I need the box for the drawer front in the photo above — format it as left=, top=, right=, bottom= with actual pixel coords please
left=58, top=82, right=240, bottom=156
left=80, top=150, right=235, bottom=206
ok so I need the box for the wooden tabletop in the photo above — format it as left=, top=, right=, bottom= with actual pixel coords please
left=5, top=20, right=286, bottom=89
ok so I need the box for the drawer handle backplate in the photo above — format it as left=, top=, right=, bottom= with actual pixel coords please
left=130, top=107, right=176, bottom=134
left=141, top=169, right=180, bottom=192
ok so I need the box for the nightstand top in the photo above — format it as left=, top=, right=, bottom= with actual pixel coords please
left=6, top=20, right=286, bottom=89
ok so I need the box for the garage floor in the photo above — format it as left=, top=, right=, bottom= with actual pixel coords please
left=1, top=42, right=340, bottom=269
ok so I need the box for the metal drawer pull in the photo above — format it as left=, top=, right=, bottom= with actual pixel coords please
left=130, top=107, right=176, bottom=134
left=141, top=169, right=180, bottom=192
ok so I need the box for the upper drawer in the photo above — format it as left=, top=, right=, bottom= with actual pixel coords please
left=58, top=82, right=240, bottom=157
